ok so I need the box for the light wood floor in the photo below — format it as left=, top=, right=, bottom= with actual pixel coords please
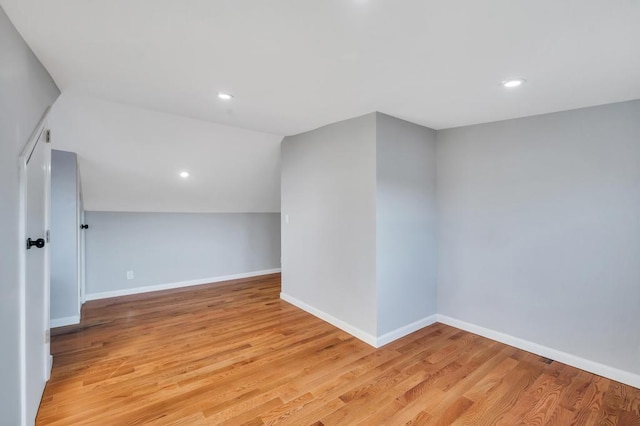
left=38, top=273, right=640, bottom=425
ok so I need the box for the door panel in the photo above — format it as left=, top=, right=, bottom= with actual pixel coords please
left=78, top=170, right=85, bottom=307
left=24, top=128, right=50, bottom=424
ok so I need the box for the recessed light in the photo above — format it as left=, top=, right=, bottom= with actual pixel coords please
left=179, top=171, right=189, bottom=178
left=218, top=92, right=234, bottom=100
left=502, top=78, right=526, bottom=88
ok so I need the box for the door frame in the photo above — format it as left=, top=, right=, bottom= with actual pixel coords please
left=18, top=107, right=51, bottom=426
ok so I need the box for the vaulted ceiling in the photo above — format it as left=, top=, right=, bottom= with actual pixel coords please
left=3, top=0, right=640, bottom=136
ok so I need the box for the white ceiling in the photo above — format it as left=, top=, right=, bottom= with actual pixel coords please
left=3, top=0, right=640, bottom=135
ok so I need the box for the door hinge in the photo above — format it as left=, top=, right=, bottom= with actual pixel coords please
left=45, top=329, right=50, bottom=344
left=45, top=129, right=51, bottom=143
left=46, top=230, right=50, bottom=243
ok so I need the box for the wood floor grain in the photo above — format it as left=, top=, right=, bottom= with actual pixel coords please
left=38, top=274, right=640, bottom=425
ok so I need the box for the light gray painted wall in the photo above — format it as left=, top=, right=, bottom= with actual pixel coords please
left=50, top=150, right=80, bottom=321
left=281, top=114, right=378, bottom=336
left=437, top=100, right=640, bottom=374
left=0, top=5, right=60, bottom=424
left=376, top=113, right=438, bottom=335
left=85, top=212, right=281, bottom=294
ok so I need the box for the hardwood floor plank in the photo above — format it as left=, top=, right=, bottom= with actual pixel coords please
left=427, top=395, right=474, bottom=425
left=453, top=358, right=544, bottom=425
left=571, top=375, right=611, bottom=425
left=37, top=274, right=639, bottom=425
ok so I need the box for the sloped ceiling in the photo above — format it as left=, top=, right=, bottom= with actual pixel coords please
left=2, top=0, right=640, bottom=136
left=49, top=94, right=282, bottom=212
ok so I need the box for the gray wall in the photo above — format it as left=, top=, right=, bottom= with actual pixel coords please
left=281, top=114, right=378, bottom=336
left=85, top=212, right=281, bottom=295
left=376, top=113, right=438, bottom=335
left=50, top=150, right=80, bottom=321
left=0, top=5, right=60, bottom=424
left=437, top=100, right=640, bottom=375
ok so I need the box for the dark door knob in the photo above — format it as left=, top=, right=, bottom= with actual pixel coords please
left=81, top=224, right=89, bottom=230
left=27, top=238, right=45, bottom=249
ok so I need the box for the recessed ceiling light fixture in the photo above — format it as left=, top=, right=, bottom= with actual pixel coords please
left=502, top=78, right=526, bottom=88
left=217, top=92, right=234, bottom=100
left=179, top=171, right=190, bottom=178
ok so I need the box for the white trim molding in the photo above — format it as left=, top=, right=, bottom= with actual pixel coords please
left=85, top=269, right=281, bottom=301
left=437, top=315, right=640, bottom=389
left=376, top=314, right=438, bottom=347
left=50, top=316, right=81, bottom=328
left=280, top=293, right=438, bottom=348
left=280, top=292, right=378, bottom=347
left=47, top=355, right=53, bottom=381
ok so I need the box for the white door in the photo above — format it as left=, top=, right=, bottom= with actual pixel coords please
left=23, top=127, right=50, bottom=425
left=79, top=192, right=86, bottom=306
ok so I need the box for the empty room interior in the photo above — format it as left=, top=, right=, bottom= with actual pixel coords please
left=2, top=1, right=640, bottom=425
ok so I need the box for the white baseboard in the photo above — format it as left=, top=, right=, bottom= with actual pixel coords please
left=85, top=269, right=281, bottom=301
left=280, top=293, right=437, bottom=348
left=437, top=314, right=640, bottom=389
left=377, top=314, right=438, bottom=347
left=280, top=292, right=378, bottom=347
left=46, top=354, right=53, bottom=381
left=50, top=315, right=80, bottom=328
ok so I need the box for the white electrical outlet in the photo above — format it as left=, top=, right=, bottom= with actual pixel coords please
left=126, top=270, right=134, bottom=280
